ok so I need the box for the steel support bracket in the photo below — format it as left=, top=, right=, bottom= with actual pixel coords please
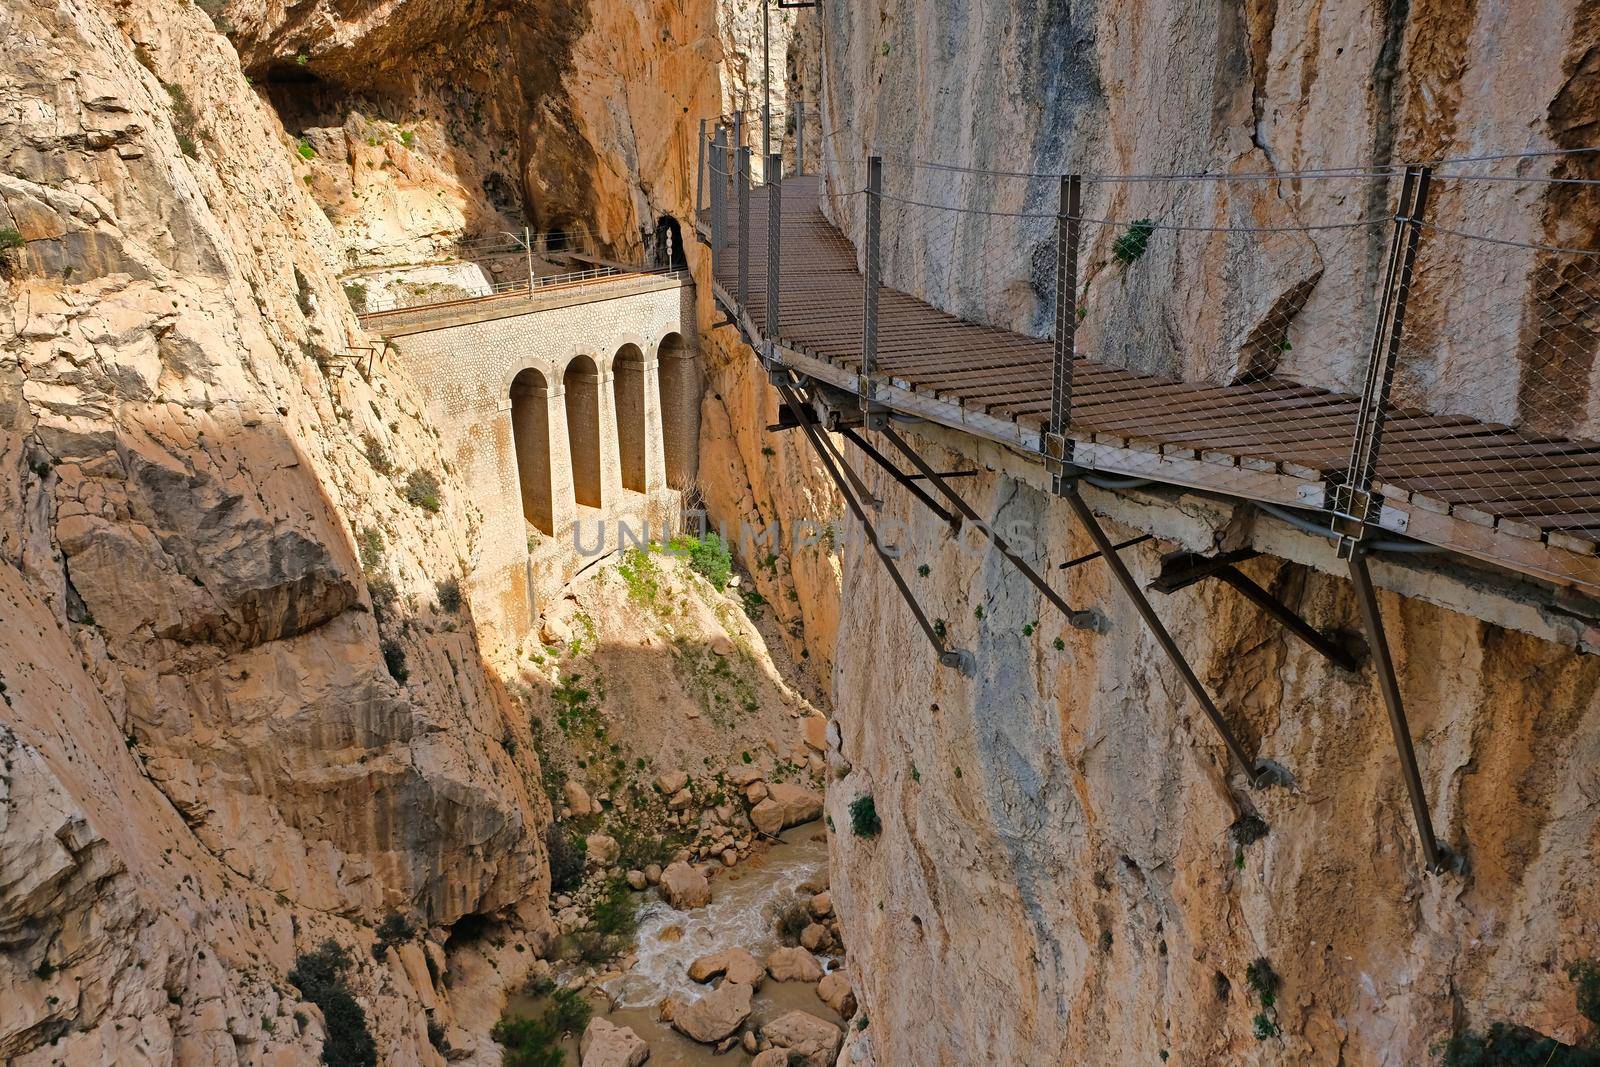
left=1042, top=431, right=1071, bottom=479
left=1346, top=546, right=1463, bottom=875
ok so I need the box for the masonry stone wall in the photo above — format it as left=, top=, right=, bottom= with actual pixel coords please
left=386, top=277, right=699, bottom=640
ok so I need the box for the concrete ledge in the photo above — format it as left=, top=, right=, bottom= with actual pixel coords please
left=368, top=273, right=692, bottom=337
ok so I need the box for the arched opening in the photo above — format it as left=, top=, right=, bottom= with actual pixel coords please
left=652, top=216, right=688, bottom=271
left=544, top=226, right=571, bottom=255
left=613, top=344, right=649, bottom=493
left=564, top=355, right=604, bottom=509
left=657, top=333, right=698, bottom=490
left=510, top=368, right=555, bottom=536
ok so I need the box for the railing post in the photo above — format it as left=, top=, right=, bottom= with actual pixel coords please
left=1336, top=163, right=1432, bottom=551
left=1047, top=174, right=1082, bottom=494
left=861, top=155, right=882, bottom=417
left=696, top=117, right=707, bottom=226
left=761, top=0, right=772, bottom=163
left=709, top=127, right=727, bottom=271
left=737, top=145, right=752, bottom=311
left=796, top=98, right=806, bottom=176
left=766, top=151, right=783, bottom=365
left=524, top=225, right=534, bottom=294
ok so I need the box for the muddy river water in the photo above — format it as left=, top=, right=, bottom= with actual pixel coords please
left=506, top=827, right=842, bottom=1065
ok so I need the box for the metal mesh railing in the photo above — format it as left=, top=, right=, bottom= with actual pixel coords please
left=700, top=126, right=1600, bottom=584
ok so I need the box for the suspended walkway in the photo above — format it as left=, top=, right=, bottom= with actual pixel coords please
left=696, top=114, right=1600, bottom=874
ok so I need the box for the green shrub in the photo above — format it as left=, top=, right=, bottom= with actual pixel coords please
left=436, top=577, right=462, bottom=613
left=546, top=986, right=592, bottom=1035
left=590, top=877, right=639, bottom=939
left=372, top=913, right=415, bottom=958
left=1572, top=960, right=1600, bottom=1030
left=288, top=942, right=377, bottom=1067
left=366, top=574, right=397, bottom=622
left=671, top=531, right=732, bottom=591
left=361, top=433, right=391, bottom=475
left=546, top=823, right=586, bottom=893
left=400, top=130, right=416, bottom=148
left=849, top=794, right=881, bottom=838
left=380, top=638, right=408, bottom=683
left=403, top=470, right=442, bottom=512
left=1112, top=219, right=1156, bottom=264
left=1252, top=1013, right=1280, bottom=1041
left=356, top=526, right=384, bottom=570
left=0, top=228, right=22, bottom=251
left=297, top=138, right=318, bottom=160
left=343, top=282, right=368, bottom=312
left=491, top=1014, right=563, bottom=1067
left=768, top=894, right=812, bottom=945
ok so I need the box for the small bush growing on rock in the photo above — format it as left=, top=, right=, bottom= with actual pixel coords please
left=436, top=577, right=462, bottom=613
left=297, top=138, right=318, bottom=160
left=343, top=282, right=368, bottom=312
left=491, top=1013, right=563, bottom=1067
left=0, top=228, right=22, bottom=251
left=380, top=638, right=408, bottom=683
left=1252, top=1013, right=1280, bottom=1041
left=403, top=470, right=442, bottom=512
left=372, top=913, right=416, bottom=959
left=590, top=877, right=640, bottom=939
left=361, top=434, right=391, bottom=475
left=546, top=823, right=586, bottom=894
left=288, top=941, right=377, bottom=1067
left=1229, top=814, right=1269, bottom=849
left=769, top=895, right=813, bottom=945
left=670, top=530, right=732, bottom=590
left=1572, top=960, right=1600, bottom=1030
left=356, top=526, right=384, bottom=570
left=849, top=794, right=881, bottom=838
left=1113, top=219, right=1156, bottom=264
left=426, top=1018, right=447, bottom=1052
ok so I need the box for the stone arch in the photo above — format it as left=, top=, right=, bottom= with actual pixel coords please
left=510, top=367, right=556, bottom=535
left=656, top=332, right=699, bottom=490
left=564, top=354, right=604, bottom=508
left=612, top=343, right=649, bottom=493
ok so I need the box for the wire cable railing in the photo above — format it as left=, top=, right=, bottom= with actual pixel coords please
left=697, top=125, right=1600, bottom=593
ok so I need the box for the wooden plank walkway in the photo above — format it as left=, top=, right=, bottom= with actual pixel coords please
left=715, top=176, right=1600, bottom=593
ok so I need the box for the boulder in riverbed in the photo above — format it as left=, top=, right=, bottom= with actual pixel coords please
left=579, top=1017, right=650, bottom=1067
left=751, top=1051, right=790, bottom=1067
left=688, top=947, right=766, bottom=990
left=819, top=970, right=857, bottom=1017
left=762, top=1010, right=844, bottom=1067
left=671, top=980, right=753, bottom=1043
left=660, top=861, right=711, bottom=909
left=766, top=946, right=824, bottom=982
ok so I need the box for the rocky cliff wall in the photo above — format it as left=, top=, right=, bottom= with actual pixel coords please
left=821, top=429, right=1600, bottom=1066
left=0, top=0, right=559, bottom=1061
left=790, top=4, right=1600, bottom=1065
left=815, top=1, right=1600, bottom=432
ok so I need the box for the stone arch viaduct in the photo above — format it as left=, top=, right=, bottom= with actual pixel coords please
left=372, top=273, right=699, bottom=637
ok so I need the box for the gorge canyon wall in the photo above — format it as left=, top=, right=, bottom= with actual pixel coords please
left=799, top=3, right=1600, bottom=1066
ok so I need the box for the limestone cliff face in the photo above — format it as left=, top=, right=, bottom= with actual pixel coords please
left=816, top=1, right=1600, bottom=428
left=822, top=435, right=1600, bottom=1067
left=0, top=0, right=553, bottom=1061
left=788, top=4, right=1600, bottom=1065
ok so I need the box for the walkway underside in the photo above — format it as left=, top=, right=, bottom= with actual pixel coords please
left=714, top=176, right=1600, bottom=597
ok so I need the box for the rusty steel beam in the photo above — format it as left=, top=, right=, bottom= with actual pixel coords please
left=1059, top=481, right=1267, bottom=785
left=879, top=424, right=1102, bottom=632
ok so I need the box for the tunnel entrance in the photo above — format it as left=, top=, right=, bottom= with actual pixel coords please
left=652, top=216, right=688, bottom=271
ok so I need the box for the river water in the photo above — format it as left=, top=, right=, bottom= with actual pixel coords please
left=506, top=827, right=842, bottom=1065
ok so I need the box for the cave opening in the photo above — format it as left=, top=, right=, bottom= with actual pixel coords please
left=652, top=216, right=687, bottom=271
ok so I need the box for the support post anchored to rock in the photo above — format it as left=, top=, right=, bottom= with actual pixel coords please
left=775, top=377, right=971, bottom=674
left=1058, top=477, right=1271, bottom=786
left=878, top=424, right=1104, bottom=634
left=1150, top=550, right=1361, bottom=671
left=1346, top=547, right=1459, bottom=874
left=860, top=156, right=883, bottom=416
left=737, top=144, right=752, bottom=311
left=765, top=151, right=783, bottom=374
left=1335, top=164, right=1431, bottom=555
left=1045, top=173, right=1083, bottom=493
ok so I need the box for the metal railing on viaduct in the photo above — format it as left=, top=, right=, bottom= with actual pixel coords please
left=696, top=110, right=1600, bottom=875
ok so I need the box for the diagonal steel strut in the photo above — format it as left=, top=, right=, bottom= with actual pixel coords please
left=774, top=380, right=968, bottom=671
left=1058, top=480, right=1267, bottom=785
left=837, top=426, right=960, bottom=529
left=1346, top=549, right=1452, bottom=872
left=877, top=424, right=1102, bottom=632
